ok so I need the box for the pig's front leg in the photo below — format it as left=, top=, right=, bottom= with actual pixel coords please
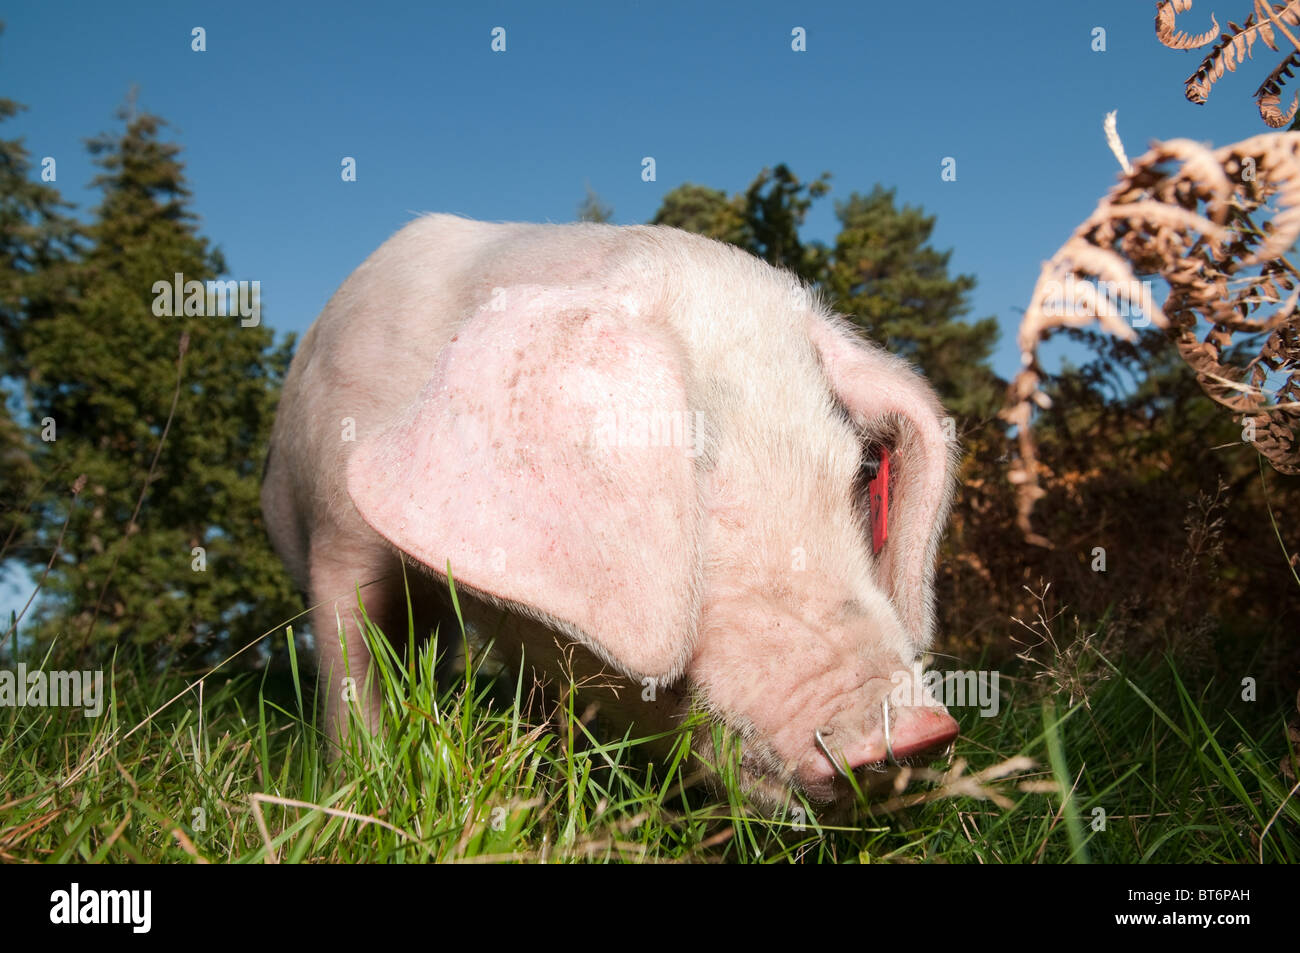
left=308, top=542, right=403, bottom=748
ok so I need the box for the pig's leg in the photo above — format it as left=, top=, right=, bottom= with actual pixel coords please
left=309, top=541, right=458, bottom=750
left=308, top=541, right=405, bottom=748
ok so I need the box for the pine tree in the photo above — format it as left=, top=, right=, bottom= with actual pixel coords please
left=653, top=165, right=830, bottom=284
left=10, top=104, right=297, bottom=658
left=0, top=96, right=84, bottom=575
left=651, top=183, right=750, bottom=248
left=740, top=164, right=830, bottom=285
left=576, top=183, right=613, bottom=223
left=824, top=186, right=1002, bottom=420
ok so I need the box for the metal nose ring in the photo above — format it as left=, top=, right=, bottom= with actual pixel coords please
left=882, top=697, right=899, bottom=766
left=814, top=727, right=849, bottom=778
left=817, top=698, right=900, bottom=777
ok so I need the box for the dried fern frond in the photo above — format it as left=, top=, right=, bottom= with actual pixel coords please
left=1004, top=130, right=1300, bottom=545
left=1156, top=0, right=1222, bottom=50
left=1157, top=1, right=1300, bottom=120
left=1255, top=48, right=1300, bottom=125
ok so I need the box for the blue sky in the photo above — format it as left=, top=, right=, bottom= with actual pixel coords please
left=2, top=0, right=1279, bottom=375
left=0, top=1, right=1286, bottom=616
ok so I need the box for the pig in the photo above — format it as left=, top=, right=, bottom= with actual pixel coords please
left=260, top=212, right=960, bottom=809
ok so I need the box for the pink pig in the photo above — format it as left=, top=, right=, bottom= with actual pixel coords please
left=261, top=213, right=959, bottom=807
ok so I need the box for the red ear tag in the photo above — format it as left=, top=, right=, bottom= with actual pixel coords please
left=869, top=447, right=890, bottom=555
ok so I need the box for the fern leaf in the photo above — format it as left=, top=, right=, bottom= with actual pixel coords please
left=1256, top=49, right=1300, bottom=127
left=1156, top=0, right=1221, bottom=49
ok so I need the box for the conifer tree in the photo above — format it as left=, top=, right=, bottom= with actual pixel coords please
left=824, top=186, right=1002, bottom=420
left=8, top=104, right=297, bottom=657
left=0, top=96, right=84, bottom=572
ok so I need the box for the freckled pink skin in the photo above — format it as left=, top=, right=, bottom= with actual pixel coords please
left=261, top=214, right=959, bottom=806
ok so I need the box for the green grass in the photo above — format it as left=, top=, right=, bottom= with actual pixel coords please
left=1, top=606, right=1296, bottom=863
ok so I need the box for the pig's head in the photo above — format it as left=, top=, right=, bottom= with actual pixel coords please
left=345, top=273, right=959, bottom=809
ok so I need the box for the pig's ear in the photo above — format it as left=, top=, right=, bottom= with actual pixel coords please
left=806, top=312, right=957, bottom=649
left=346, top=286, right=703, bottom=682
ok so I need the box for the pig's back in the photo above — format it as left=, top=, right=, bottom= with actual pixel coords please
left=262, top=213, right=832, bottom=585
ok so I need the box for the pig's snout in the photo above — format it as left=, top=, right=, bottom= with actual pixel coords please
left=805, top=700, right=958, bottom=788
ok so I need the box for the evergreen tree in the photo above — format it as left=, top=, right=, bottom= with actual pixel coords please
left=10, top=104, right=297, bottom=658
left=0, top=96, right=84, bottom=570
left=824, top=186, right=1002, bottom=419
left=653, top=165, right=829, bottom=284
left=741, top=164, right=830, bottom=284
left=576, top=183, right=613, bottom=223
left=651, top=182, right=750, bottom=248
